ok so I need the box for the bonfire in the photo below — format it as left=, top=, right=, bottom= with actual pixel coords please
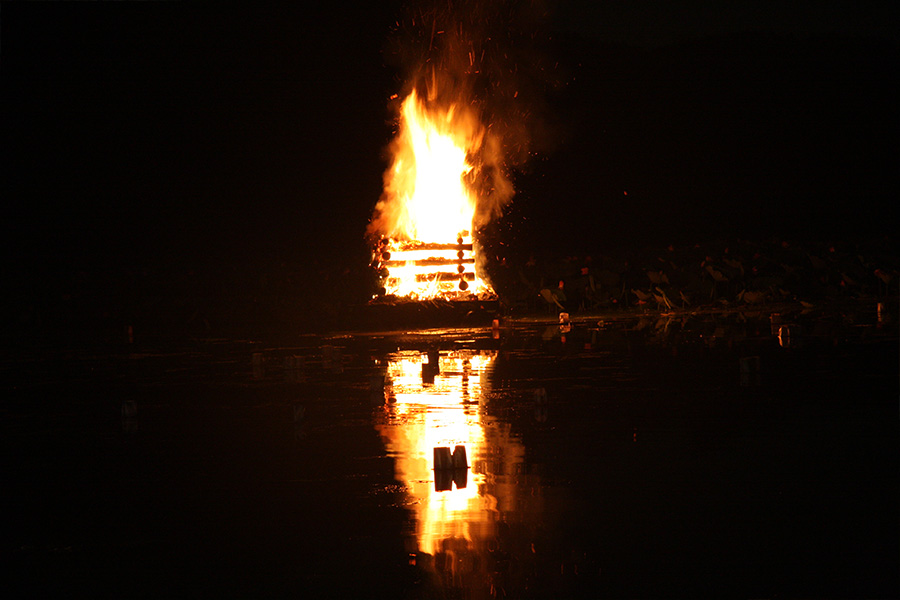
left=368, top=80, right=503, bottom=302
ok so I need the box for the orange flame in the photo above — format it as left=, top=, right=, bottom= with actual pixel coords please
left=382, top=89, right=481, bottom=242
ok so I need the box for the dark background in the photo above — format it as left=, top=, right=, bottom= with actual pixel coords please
left=3, top=1, right=897, bottom=337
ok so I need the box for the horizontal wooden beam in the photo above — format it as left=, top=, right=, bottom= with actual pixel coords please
left=391, top=242, right=473, bottom=251
left=384, top=258, right=475, bottom=267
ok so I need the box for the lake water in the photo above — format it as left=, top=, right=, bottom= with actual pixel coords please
left=5, top=308, right=898, bottom=598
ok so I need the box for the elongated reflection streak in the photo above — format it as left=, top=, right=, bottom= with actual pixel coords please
left=376, top=350, right=510, bottom=557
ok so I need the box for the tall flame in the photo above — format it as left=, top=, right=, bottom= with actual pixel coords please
left=369, top=85, right=496, bottom=300
left=383, top=89, right=481, bottom=242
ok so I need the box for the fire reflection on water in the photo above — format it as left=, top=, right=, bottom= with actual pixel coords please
left=375, top=349, right=526, bottom=564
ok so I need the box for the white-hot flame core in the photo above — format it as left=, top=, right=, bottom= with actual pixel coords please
left=387, top=90, right=480, bottom=242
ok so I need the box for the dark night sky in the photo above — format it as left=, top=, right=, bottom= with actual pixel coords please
left=3, top=1, right=898, bottom=299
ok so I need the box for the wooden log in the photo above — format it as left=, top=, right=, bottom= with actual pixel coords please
left=384, top=258, right=475, bottom=268
left=434, top=446, right=453, bottom=470
left=414, top=272, right=476, bottom=283
left=452, top=445, right=468, bottom=469
left=392, top=242, right=473, bottom=251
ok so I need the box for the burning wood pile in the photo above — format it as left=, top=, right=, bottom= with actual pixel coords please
left=367, top=83, right=504, bottom=303
left=372, top=234, right=491, bottom=300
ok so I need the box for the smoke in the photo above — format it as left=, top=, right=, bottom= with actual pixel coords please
left=370, top=0, right=562, bottom=238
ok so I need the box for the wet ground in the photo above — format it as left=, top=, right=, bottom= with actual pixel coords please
left=4, top=304, right=898, bottom=598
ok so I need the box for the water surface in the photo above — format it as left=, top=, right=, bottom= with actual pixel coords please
left=5, top=309, right=898, bottom=597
